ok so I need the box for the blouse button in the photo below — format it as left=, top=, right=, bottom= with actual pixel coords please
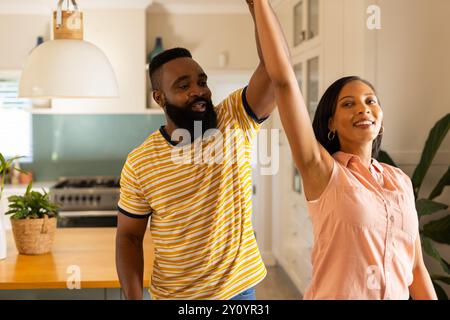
left=390, top=215, right=395, bottom=222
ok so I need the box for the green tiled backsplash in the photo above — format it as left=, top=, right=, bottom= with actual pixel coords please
left=22, top=114, right=165, bottom=181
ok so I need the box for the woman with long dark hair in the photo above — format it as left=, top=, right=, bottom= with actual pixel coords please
left=252, top=0, right=437, bottom=299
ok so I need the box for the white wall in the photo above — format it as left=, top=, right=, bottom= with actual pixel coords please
left=310, top=0, right=450, bottom=161
left=375, top=0, right=450, bottom=159
left=146, top=10, right=258, bottom=70
left=0, top=14, right=50, bottom=69
left=374, top=0, right=450, bottom=296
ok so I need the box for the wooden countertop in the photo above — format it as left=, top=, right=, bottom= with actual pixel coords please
left=0, top=228, right=153, bottom=290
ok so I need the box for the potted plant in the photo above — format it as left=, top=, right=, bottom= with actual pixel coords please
left=377, top=113, right=450, bottom=299
left=5, top=181, right=59, bottom=255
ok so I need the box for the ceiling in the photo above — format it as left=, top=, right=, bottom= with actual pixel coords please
left=154, top=0, right=243, bottom=4
left=148, top=0, right=249, bottom=14
left=0, top=0, right=153, bottom=14
left=0, top=0, right=279, bottom=14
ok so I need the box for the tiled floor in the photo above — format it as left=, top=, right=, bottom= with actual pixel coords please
left=255, top=266, right=303, bottom=300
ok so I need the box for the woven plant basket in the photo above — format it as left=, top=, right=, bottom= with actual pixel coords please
left=11, top=215, right=57, bottom=255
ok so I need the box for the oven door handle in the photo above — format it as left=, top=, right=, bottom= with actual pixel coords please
left=58, top=210, right=117, bottom=217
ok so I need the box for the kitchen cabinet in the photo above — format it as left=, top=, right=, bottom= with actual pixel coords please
left=292, top=0, right=321, bottom=53
left=274, top=0, right=323, bottom=60
left=292, top=48, right=322, bottom=123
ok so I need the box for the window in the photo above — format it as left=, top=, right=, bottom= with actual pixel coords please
left=0, top=72, right=33, bottom=162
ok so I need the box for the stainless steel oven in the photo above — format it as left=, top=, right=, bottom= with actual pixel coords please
left=50, top=176, right=120, bottom=228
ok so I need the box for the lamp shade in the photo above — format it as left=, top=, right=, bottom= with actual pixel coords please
left=19, top=39, right=119, bottom=99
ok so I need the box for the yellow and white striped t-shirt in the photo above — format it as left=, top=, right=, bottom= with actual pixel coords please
left=118, top=87, right=267, bottom=300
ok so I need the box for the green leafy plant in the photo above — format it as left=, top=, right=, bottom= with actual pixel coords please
left=377, top=113, right=450, bottom=299
left=5, top=181, right=58, bottom=220
left=0, top=153, right=27, bottom=200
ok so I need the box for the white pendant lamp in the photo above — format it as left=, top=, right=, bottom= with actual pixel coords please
left=19, top=0, right=119, bottom=99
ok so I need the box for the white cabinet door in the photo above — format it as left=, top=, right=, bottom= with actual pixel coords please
left=275, top=0, right=322, bottom=55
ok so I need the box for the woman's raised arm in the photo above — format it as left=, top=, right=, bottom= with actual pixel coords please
left=253, top=0, right=334, bottom=200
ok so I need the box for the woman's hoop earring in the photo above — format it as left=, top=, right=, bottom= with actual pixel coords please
left=328, top=131, right=336, bottom=141
left=379, top=126, right=384, bottom=136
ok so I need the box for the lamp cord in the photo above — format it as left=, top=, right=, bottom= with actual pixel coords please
left=56, top=0, right=79, bottom=28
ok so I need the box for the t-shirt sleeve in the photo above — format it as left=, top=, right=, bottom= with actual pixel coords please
left=117, top=157, right=152, bottom=218
left=218, top=86, right=269, bottom=144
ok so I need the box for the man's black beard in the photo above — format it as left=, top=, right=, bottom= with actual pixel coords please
left=165, top=96, right=217, bottom=143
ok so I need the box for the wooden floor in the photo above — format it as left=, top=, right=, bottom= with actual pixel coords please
left=255, top=266, right=303, bottom=300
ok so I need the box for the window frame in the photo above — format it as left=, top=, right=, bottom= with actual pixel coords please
left=0, top=70, right=33, bottom=163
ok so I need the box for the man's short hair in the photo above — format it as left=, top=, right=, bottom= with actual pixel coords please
left=149, top=47, right=192, bottom=90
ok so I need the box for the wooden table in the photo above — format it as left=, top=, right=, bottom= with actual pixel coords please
left=0, top=228, right=153, bottom=290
